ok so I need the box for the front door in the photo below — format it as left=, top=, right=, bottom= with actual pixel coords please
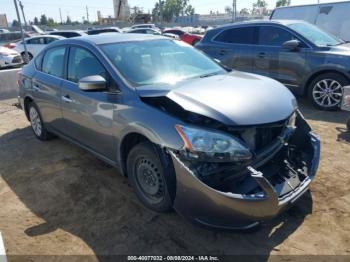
left=60, top=46, right=116, bottom=159
left=254, top=25, right=308, bottom=89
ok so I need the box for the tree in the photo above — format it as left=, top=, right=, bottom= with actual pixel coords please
left=240, top=8, right=250, bottom=16
left=47, top=18, right=56, bottom=27
left=40, top=14, right=48, bottom=25
left=66, top=16, right=72, bottom=24
left=12, top=19, right=20, bottom=27
left=225, top=6, right=232, bottom=14
left=152, top=0, right=195, bottom=22
left=276, top=0, right=291, bottom=7
left=33, top=17, right=39, bottom=25
left=252, top=0, right=268, bottom=15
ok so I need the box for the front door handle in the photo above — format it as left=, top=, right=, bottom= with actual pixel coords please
left=32, top=84, right=40, bottom=92
left=258, top=52, right=267, bottom=58
left=219, top=49, right=226, bottom=56
left=62, top=95, right=74, bottom=103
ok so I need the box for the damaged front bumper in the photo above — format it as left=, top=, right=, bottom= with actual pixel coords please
left=170, top=113, right=320, bottom=230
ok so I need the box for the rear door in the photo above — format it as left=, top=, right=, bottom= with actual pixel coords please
left=31, top=46, right=67, bottom=131
left=254, top=25, right=308, bottom=88
left=60, top=46, right=116, bottom=159
left=209, top=26, right=257, bottom=73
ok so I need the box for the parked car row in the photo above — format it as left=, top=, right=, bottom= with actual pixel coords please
left=197, top=20, right=350, bottom=111
left=18, top=33, right=321, bottom=230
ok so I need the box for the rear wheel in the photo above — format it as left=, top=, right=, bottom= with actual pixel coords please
left=27, top=102, right=55, bottom=141
left=127, top=142, right=175, bottom=212
left=308, top=73, right=347, bottom=110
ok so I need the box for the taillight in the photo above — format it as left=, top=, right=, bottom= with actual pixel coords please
left=5, top=43, right=16, bottom=49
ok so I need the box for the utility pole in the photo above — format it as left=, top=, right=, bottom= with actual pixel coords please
left=232, top=0, right=237, bottom=22
left=86, top=6, right=89, bottom=23
left=13, top=0, right=29, bottom=63
left=159, top=0, right=163, bottom=28
left=59, top=8, right=63, bottom=24
left=19, top=1, right=28, bottom=30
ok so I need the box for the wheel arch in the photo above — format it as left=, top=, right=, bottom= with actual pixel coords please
left=119, top=132, right=151, bottom=177
left=303, top=69, right=350, bottom=96
left=23, top=96, right=34, bottom=121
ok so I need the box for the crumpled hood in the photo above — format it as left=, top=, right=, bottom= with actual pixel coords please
left=137, top=71, right=297, bottom=126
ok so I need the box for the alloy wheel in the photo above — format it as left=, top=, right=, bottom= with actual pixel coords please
left=312, top=79, right=343, bottom=108
left=29, top=106, right=42, bottom=137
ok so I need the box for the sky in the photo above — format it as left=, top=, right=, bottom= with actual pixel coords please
left=0, top=0, right=348, bottom=23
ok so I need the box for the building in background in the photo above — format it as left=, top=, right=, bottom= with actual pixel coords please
left=113, top=0, right=130, bottom=21
left=0, top=14, right=9, bottom=28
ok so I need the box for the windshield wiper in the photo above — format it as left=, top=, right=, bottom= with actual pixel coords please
left=200, top=72, right=220, bottom=78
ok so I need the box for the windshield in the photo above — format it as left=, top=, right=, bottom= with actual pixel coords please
left=288, top=22, right=344, bottom=47
left=101, top=40, right=225, bottom=86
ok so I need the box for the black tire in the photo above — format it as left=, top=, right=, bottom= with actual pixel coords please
left=347, top=118, right=350, bottom=130
left=308, top=73, right=348, bottom=111
left=127, top=141, right=176, bottom=212
left=27, top=102, right=55, bottom=141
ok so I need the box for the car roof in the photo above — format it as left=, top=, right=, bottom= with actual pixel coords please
left=50, top=30, right=86, bottom=34
left=25, top=34, right=64, bottom=40
left=51, top=32, right=167, bottom=46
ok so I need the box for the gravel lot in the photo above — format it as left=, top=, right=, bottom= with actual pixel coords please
left=0, top=98, right=349, bottom=261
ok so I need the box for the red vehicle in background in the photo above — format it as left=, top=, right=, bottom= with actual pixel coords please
left=162, top=28, right=202, bottom=45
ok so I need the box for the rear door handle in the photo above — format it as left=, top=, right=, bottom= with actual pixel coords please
left=62, top=95, right=74, bottom=103
left=258, top=52, right=267, bottom=58
left=219, top=49, right=226, bottom=56
left=32, top=84, right=40, bottom=92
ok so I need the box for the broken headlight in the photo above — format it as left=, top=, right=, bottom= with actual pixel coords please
left=175, top=125, right=252, bottom=162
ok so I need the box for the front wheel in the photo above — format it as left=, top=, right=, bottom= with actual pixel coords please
left=127, top=142, right=175, bottom=212
left=308, top=73, right=347, bottom=110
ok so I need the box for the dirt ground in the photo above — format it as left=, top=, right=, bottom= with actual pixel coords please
left=0, top=98, right=350, bottom=261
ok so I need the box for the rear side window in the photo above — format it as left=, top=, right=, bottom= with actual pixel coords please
left=27, top=37, right=45, bottom=44
left=214, top=27, right=256, bottom=44
left=67, top=47, right=107, bottom=83
left=258, top=26, right=295, bottom=46
left=42, top=47, right=66, bottom=78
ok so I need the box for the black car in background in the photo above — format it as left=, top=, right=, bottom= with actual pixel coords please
left=197, top=20, right=350, bottom=110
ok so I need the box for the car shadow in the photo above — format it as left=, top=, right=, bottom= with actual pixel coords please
left=298, top=98, right=349, bottom=125
left=0, top=127, right=313, bottom=261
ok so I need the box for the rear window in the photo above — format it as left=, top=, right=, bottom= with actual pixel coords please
left=214, top=27, right=256, bottom=44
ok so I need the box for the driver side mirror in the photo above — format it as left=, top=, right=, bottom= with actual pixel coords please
left=79, top=75, right=107, bottom=91
left=282, top=40, right=300, bottom=51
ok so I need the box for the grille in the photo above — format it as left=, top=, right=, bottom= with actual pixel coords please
left=12, top=56, right=23, bottom=63
left=227, top=120, right=287, bottom=153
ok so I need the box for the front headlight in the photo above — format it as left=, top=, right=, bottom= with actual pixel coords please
left=175, top=125, right=252, bottom=162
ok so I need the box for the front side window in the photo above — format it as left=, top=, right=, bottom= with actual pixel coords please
left=288, top=22, right=344, bottom=47
left=67, top=47, right=107, bottom=83
left=101, top=39, right=225, bottom=86
left=214, top=27, right=256, bottom=44
left=258, top=26, right=295, bottom=46
left=42, top=47, right=66, bottom=78
left=45, top=37, right=58, bottom=44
